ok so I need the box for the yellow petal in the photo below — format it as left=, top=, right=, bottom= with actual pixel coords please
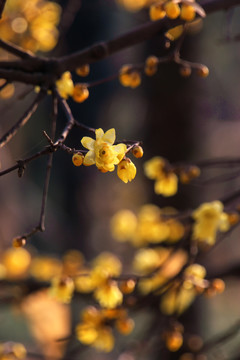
left=81, top=136, right=95, bottom=150
left=83, top=151, right=95, bottom=166
left=114, top=143, right=127, bottom=155
left=95, top=128, right=104, bottom=140
left=102, top=128, right=116, bottom=145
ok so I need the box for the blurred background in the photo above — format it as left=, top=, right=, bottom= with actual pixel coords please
left=0, top=0, right=240, bottom=359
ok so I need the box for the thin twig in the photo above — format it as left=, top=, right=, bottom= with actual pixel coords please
left=14, top=97, right=58, bottom=241
left=0, top=39, right=35, bottom=59
left=0, top=146, right=54, bottom=177
left=0, top=0, right=7, bottom=19
left=55, top=92, right=76, bottom=145
left=199, top=320, right=240, bottom=354
left=38, top=96, right=58, bottom=232
left=0, top=91, right=46, bottom=148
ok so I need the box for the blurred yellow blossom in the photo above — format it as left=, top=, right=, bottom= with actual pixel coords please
left=138, top=249, right=188, bottom=294
left=144, top=156, right=178, bottom=196
left=56, top=71, right=74, bottom=99
left=62, top=249, right=84, bottom=277
left=49, top=276, right=74, bottom=304
left=160, top=263, right=206, bottom=315
left=94, top=280, right=123, bottom=308
left=119, top=65, right=142, bottom=88
left=2, top=247, right=31, bottom=279
left=0, top=0, right=61, bottom=53
left=192, top=201, right=230, bottom=246
left=111, top=204, right=185, bottom=246
left=81, top=128, right=127, bottom=172
left=76, top=306, right=134, bottom=352
left=117, top=0, right=147, bottom=12
left=154, top=172, right=178, bottom=196
left=133, top=247, right=170, bottom=274
left=144, top=156, right=166, bottom=179
left=30, top=256, right=62, bottom=281
left=110, top=209, right=138, bottom=242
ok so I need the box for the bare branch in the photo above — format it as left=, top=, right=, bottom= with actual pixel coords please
left=0, top=39, right=35, bottom=59
left=0, top=91, right=46, bottom=148
left=0, top=0, right=7, bottom=19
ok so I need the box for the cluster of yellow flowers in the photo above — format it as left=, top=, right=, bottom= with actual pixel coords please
left=55, top=69, right=90, bottom=103
left=0, top=0, right=61, bottom=53
left=192, top=200, right=231, bottom=247
left=111, top=204, right=185, bottom=246
left=144, top=156, right=200, bottom=196
left=144, top=156, right=178, bottom=196
left=149, top=0, right=203, bottom=22
left=72, top=128, right=142, bottom=183
left=116, top=0, right=204, bottom=21
left=76, top=307, right=134, bottom=352
left=0, top=342, right=26, bottom=360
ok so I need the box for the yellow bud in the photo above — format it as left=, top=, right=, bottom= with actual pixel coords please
left=179, top=172, right=191, bottom=184
left=227, top=213, right=239, bottom=225
left=145, top=65, right=158, bottom=76
left=146, top=55, right=159, bottom=68
left=76, top=64, right=90, bottom=77
left=12, top=237, right=26, bottom=248
left=165, top=331, right=183, bottom=352
left=188, top=166, right=201, bottom=178
left=180, top=4, right=196, bottom=22
left=12, top=343, right=27, bottom=359
left=179, top=66, right=192, bottom=77
left=72, top=84, right=89, bottom=103
left=116, top=318, right=135, bottom=335
left=119, top=279, right=136, bottom=294
left=129, top=71, right=141, bottom=88
left=132, top=145, right=144, bottom=158
left=197, top=65, right=209, bottom=78
left=211, top=278, right=225, bottom=293
left=149, top=4, right=166, bottom=21
left=165, top=2, right=180, bottom=19
left=72, top=153, right=84, bottom=166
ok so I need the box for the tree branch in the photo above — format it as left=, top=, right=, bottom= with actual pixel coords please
left=0, top=91, right=46, bottom=148
left=0, top=0, right=6, bottom=19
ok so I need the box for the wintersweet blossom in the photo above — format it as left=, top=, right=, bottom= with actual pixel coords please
left=55, top=71, right=74, bottom=99
left=76, top=306, right=134, bottom=352
left=192, top=201, right=230, bottom=246
left=117, top=158, right=136, bottom=183
left=144, top=156, right=178, bottom=196
left=81, top=128, right=127, bottom=172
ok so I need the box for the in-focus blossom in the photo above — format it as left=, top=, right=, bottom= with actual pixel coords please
left=81, top=128, right=127, bottom=172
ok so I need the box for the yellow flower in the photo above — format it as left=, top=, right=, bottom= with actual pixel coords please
left=110, top=209, right=138, bottom=242
left=30, top=256, right=62, bottom=281
left=165, top=25, right=184, bottom=41
left=154, top=173, right=178, bottom=196
left=2, top=247, right=31, bottom=279
left=76, top=322, right=98, bottom=345
left=133, top=247, right=170, bottom=274
left=49, top=276, right=74, bottom=304
left=192, top=201, right=230, bottom=246
left=94, top=280, right=123, bottom=308
left=117, top=158, right=137, bottom=183
left=81, top=128, right=127, bottom=172
left=144, top=156, right=166, bottom=179
left=56, top=71, right=74, bottom=99
left=76, top=306, right=119, bottom=352
left=92, top=252, right=122, bottom=279
left=93, top=327, right=115, bottom=352
left=160, top=264, right=206, bottom=315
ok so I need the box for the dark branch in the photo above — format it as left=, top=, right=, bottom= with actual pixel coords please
left=0, top=0, right=6, bottom=19
left=0, top=90, right=46, bottom=148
